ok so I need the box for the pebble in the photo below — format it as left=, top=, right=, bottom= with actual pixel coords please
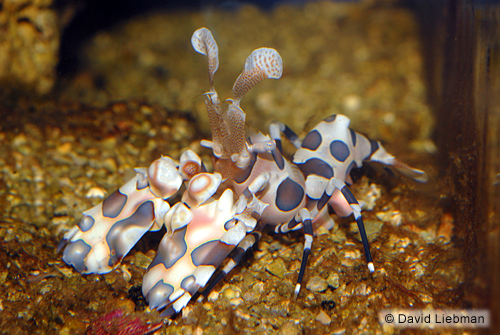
left=354, top=283, right=371, bottom=296
left=51, top=216, right=70, bottom=226
left=278, top=321, right=301, bottom=335
left=265, top=258, right=288, bottom=279
left=12, top=134, right=27, bottom=147
left=329, top=227, right=347, bottom=244
left=222, top=285, right=241, bottom=299
left=350, top=220, right=383, bottom=242
left=102, top=157, right=118, bottom=172
left=252, top=281, right=265, bottom=293
left=207, top=290, right=219, bottom=302
left=327, top=273, right=340, bottom=289
left=56, top=142, right=72, bottom=154
left=342, top=249, right=361, bottom=260
left=409, top=260, right=426, bottom=278
left=332, top=327, right=346, bottom=335
left=132, top=252, right=152, bottom=269
left=382, top=324, right=394, bottom=335
left=229, top=298, right=244, bottom=306
left=376, top=210, right=402, bottom=226
left=101, top=137, right=117, bottom=150
left=356, top=179, right=382, bottom=211
left=242, top=290, right=259, bottom=302
left=271, top=301, right=290, bottom=317
left=306, top=276, right=328, bottom=292
left=119, top=265, right=132, bottom=281
left=85, top=187, right=106, bottom=198
left=0, top=271, right=8, bottom=284
left=316, top=310, right=331, bottom=325
left=235, top=310, right=251, bottom=320
left=405, top=225, right=436, bottom=243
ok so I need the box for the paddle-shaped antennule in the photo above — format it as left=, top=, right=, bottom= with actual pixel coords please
left=192, top=28, right=227, bottom=158
left=191, top=27, right=219, bottom=91
left=220, top=47, right=282, bottom=169
left=232, top=47, right=283, bottom=105
left=192, top=29, right=283, bottom=176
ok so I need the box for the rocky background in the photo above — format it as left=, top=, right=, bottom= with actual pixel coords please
left=0, top=0, right=61, bottom=95
left=58, top=2, right=435, bottom=154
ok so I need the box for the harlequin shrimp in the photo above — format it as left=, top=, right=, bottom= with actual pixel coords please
left=58, top=27, right=428, bottom=318
left=191, top=28, right=428, bottom=299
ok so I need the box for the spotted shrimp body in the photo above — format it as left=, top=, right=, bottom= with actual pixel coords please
left=58, top=27, right=428, bottom=319
left=192, top=27, right=428, bottom=298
